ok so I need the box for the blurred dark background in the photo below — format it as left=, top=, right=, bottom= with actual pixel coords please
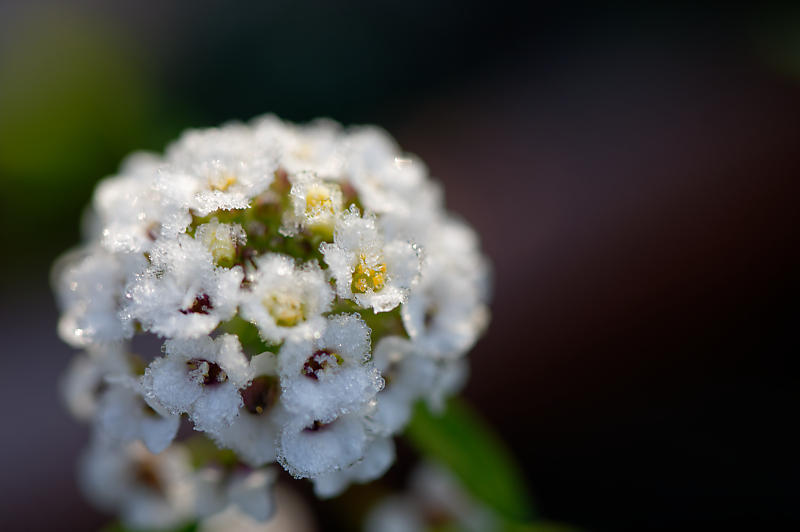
left=1, top=2, right=798, bottom=530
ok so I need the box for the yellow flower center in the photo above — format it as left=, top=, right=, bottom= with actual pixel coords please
left=351, top=255, right=386, bottom=293
left=264, top=292, right=305, bottom=327
left=305, top=185, right=335, bottom=217
left=208, top=173, right=237, bottom=191
left=197, top=223, right=238, bottom=266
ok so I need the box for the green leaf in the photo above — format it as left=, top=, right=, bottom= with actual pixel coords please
left=405, top=398, right=535, bottom=523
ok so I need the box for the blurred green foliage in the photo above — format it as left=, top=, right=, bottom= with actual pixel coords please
left=406, top=399, right=581, bottom=532
left=406, top=398, right=534, bottom=523
left=0, top=14, right=149, bottom=182
left=0, top=9, right=185, bottom=279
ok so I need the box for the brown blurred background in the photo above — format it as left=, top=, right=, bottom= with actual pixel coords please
left=1, top=2, right=798, bottom=530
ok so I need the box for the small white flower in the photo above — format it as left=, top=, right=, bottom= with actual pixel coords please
left=142, top=334, right=253, bottom=435
left=227, top=468, right=278, bottom=522
left=376, top=180, right=443, bottom=245
left=312, top=436, right=395, bottom=498
left=277, top=411, right=372, bottom=479
left=212, top=353, right=287, bottom=467
left=364, top=495, right=428, bottom=532
left=410, top=462, right=498, bottom=532
left=424, top=358, right=469, bottom=413
left=402, top=219, right=490, bottom=359
left=195, top=218, right=247, bottom=267
left=53, top=247, right=135, bottom=347
left=96, top=377, right=180, bottom=454
left=278, top=314, right=382, bottom=423
left=344, top=127, right=428, bottom=215
left=198, top=485, right=317, bottom=532
left=60, top=344, right=131, bottom=421
left=281, top=171, right=344, bottom=237
left=93, top=152, right=197, bottom=254
left=123, top=234, right=244, bottom=339
left=321, top=207, right=420, bottom=313
left=80, top=438, right=196, bottom=530
left=162, top=124, right=279, bottom=215
left=255, top=115, right=345, bottom=179
left=365, top=462, right=497, bottom=532
left=239, top=254, right=333, bottom=344
left=364, top=496, right=425, bottom=532
left=431, top=217, right=493, bottom=297
left=94, top=153, right=162, bottom=254
left=402, top=271, right=488, bottom=360
left=195, top=467, right=277, bottom=523
left=370, top=336, right=438, bottom=435
left=61, top=355, right=106, bottom=422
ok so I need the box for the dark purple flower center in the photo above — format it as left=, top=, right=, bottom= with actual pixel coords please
left=303, top=420, right=329, bottom=432
left=180, top=293, right=213, bottom=315
left=241, top=375, right=280, bottom=415
left=302, top=349, right=342, bottom=380
left=186, top=358, right=227, bottom=385
left=134, top=460, right=163, bottom=494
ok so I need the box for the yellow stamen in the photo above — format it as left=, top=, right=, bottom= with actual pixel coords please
left=264, top=293, right=305, bottom=327
left=351, top=255, right=387, bottom=293
left=305, top=185, right=335, bottom=217
left=209, top=173, right=237, bottom=191
left=196, top=221, right=238, bottom=266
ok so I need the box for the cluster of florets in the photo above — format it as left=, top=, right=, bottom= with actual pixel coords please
left=53, top=115, right=490, bottom=529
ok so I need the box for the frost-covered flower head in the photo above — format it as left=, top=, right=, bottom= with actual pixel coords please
left=53, top=114, right=490, bottom=527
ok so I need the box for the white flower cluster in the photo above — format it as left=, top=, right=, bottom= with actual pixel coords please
left=53, top=115, right=490, bottom=528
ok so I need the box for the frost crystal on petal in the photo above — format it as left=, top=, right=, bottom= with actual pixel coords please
left=279, top=314, right=382, bottom=423
left=122, top=235, right=244, bottom=339
left=282, top=171, right=344, bottom=237
left=211, top=353, right=287, bottom=467
left=239, top=254, right=333, bottom=344
left=321, top=207, right=420, bottom=313
left=142, top=335, right=252, bottom=435
left=53, top=247, right=135, bottom=347
left=277, top=412, right=372, bottom=479
left=312, top=436, right=395, bottom=498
